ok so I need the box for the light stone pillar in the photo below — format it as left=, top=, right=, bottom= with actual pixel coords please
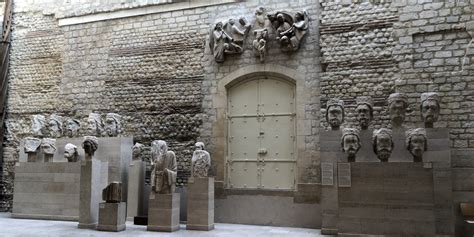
left=186, top=177, right=214, bottom=231
left=127, top=160, right=146, bottom=221
left=147, top=193, right=180, bottom=232
left=78, top=160, right=108, bottom=229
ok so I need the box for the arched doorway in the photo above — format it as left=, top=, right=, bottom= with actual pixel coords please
left=226, top=76, right=296, bottom=190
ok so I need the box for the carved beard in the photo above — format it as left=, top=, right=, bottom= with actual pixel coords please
left=377, top=149, right=391, bottom=161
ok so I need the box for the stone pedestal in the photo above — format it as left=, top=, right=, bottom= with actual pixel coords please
left=27, top=153, right=38, bottom=162
left=78, top=160, right=108, bottom=229
left=147, top=193, right=180, bottom=232
left=44, top=154, right=53, bottom=162
left=127, top=160, right=145, bottom=221
left=97, top=202, right=126, bottom=232
left=187, top=177, right=214, bottom=231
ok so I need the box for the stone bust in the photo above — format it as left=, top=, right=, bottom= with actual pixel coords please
left=48, top=114, right=63, bottom=138
left=372, top=128, right=393, bottom=162
left=104, top=113, right=122, bottom=137
left=388, top=93, right=408, bottom=128
left=406, top=128, right=427, bottom=162
left=64, top=143, right=79, bottom=162
left=326, top=98, right=344, bottom=130
left=41, top=138, right=57, bottom=155
left=191, top=142, right=211, bottom=178
left=420, top=92, right=440, bottom=128
left=31, top=115, right=47, bottom=137
left=66, top=118, right=81, bottom=138
left=132, top=142, right=145, bottom=161
left=82, top=136, right=98, bottom=160
left=24, top=137, right=41, bottom=153
left=86, top=112, right=103, bottom=136
left=150, top=140, right=177, bottom=194
left=341, top=128, right=361, bottom=162
left=355, top=96, right=373, bottom=130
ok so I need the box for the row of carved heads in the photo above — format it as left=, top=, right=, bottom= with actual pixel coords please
left=326, top=92, right=440, bottom=130
left=210, top=7, right=309, bottom=63
left=31, top=113, right=122, bottom=138
left=341, top=127, right=427, bottom=162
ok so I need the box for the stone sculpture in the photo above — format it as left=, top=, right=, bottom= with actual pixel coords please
left=150, top=140, right=177, bottom=194
left=388, top=93, right=408, bottom=128
left=66, top=118, right=81, bottom=138
left=420, top=92, right=440, bottom=128
left=341, top=128, right=361, bottom=162
left=372, top=128, right=393, bottom=162
left=48, top=114, right=63, bottom=138
left=41, top=138, right=56, bottom=162
left=64, top=143, right=79, bottom=162
left=104, top=113, right=122, bottom=137
left=268, top=10, right=309, bottom=51
left=24, top=137, right=41, bottom=162
left=102, top=182, right=122, bottom=203
left=356, top=96, right=373, bottom=130
left=82, top=136, right=98, bottom=161
left=406, top=128, right=427, bottom=162
left=326, top=98, right=344, bottom=130
left=31, top=115, right=47, bottom=137
left=132, top=142, right=145, bottom=161
left=253, top=7, right=270, bottom=62
left=209, top=17, right=251, bottom=63
left=191, top=142, right=211, bottom=178
left=86, top=112, right=103, bottom=136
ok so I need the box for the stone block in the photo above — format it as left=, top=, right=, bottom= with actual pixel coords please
left=78, top=160, right=108, bottom=229
left=97, top=202, right=126, bottom=232
left=187, top=177, right=214, bottom=231
left=127, top=160, right=145, bottom=221
left=147, top=193, right=180, bottom=232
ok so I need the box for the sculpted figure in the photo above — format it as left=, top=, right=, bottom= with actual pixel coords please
left=209, top=18, right=250, bottom=63
left=31, top=115, right=47, bottom=137
left=326, top=98, right=344, bottom=130
left=268, top=10, right=309, bottom=51
left=420, top=92, right=440, bottom=128
left=82, top=136, right=98, bottom=160
left=372, top=128, right=393, bottom=162
left=356, top=96, right=373, bottom=130
left=253, top=7, right=270, bottom=62
left=86, top=112, right=103, bottom=136
left=388, top=93, right=408, bottom=128
left=191, top=142, right=211, bottom=178
left=132, top=142, right=145, bottom=161
left=406, top=128, right=427, bottom=162
left=341, top=128, right=361, bottom=162
left=229, top=17, right=251, bottom=48
left=24, top=137, right=41, bottom=153
left=102, top=182, right=122, bottom=203
left=150, top=140, right=177, bottom=194
left=48, top=114, right=63, bottom=138
left=64, top=143, right=79, bottom=162
left=41, top=138, right=56, bottom=163
left=104, top=113, right=122, bottom=137
left=66, top=118, right=81, bottom=138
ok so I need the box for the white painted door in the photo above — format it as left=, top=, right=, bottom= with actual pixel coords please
left=227, top=77, right=296, bottom=190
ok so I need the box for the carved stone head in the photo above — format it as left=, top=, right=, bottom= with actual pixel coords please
left=388, top=93, right=408, bottom=128
left=87, top=113, right=103, bottom=136
left=31, top=115, right=47, bottom=137
left=406, top=128, right=427, bottom=162
left=151, top=140, right=168, bottom=159
left=372, top=128, right=393, bottom=162
left=66, top=118, right=80, bottom=138
left=195, top=141, right=205, bottom=151
left=356, top=96, right=373, bottom=130
left=48, top=114, right=63, bottom=138
left=64, top=143, right=79, bottom=162
left=24, top=137, right=41, bottom=153
left=420, top=92, right=440, bottom=128
left=41, top=138, right=57, bottom=155
left=341, top=128, right=361, bottom=162
left=104, top=113, right=121, bottom=137
left=326, top=98, right=344, bottom=130
left=132, top=142, right=145, bottom=161
left=82, top=136, right=99, bottom=158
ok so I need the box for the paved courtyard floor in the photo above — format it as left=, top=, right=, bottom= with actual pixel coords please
left=0, top=213, right=331, bottom=237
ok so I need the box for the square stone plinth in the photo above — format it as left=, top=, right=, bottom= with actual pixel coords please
left=187, top=177, right=214, bottom=231
left=147, top=193, right=180, bottom=232
left=127, top=160, right=145, bottom=221
left=97, top=202, right=126, bottom=232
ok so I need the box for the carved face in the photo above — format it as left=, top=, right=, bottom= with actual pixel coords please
left=87, top=118, right=98, bottom=135
left=104, top=117, right=117, bottom=137
left=356, top=104, right=372, bottom=129
left=342, top=134, right=360, bottom=159
left=132, top=144, right=143, bottom=160
left=375, top=134, right=393, bottom=161
left=409, top=135, right=426, bottom=159
left=64, top=145, right=76, bottom=159
left=24, top=138, right=41, bottom=153
left=421, top=100, right=439, bottom=124
left=389, top=100, right=407, bottom=126
left=32, top=116, right=46, bottom=136
left=66, top=120, right=80, bottom=137
left=215, top=22, right=223, bottom=31
left=41, top=139, right=56, bottom=155
left=228, top=18, right=235, bottom=25
left=83, top=140, right=96, bottom=156
left=327, top=106, right=343, bottom=129
left=48, top=120, right=61, bottom=137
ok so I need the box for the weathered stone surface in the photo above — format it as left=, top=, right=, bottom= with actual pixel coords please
left=187, top=177, right=214, bottom=231
left=147, top=193, right=180, bottom=232
left=97, top=202, right=126, bottom=232
left=102, top=182, right=122, bottom=203
left=78, top=160, right=108, bottom=229
left=150, top=140, right=177, bottom=194
left=190, top=142, right=211, bottom=178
